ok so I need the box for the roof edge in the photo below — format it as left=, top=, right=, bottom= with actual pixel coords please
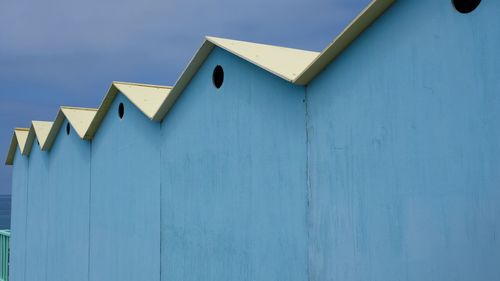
left=86, top=81, right=172, bottom=138
left=294, top=0, right=396, bottom=85
left=5, top=128, right=29, bottom=165
left=153, top=39, right=215, bottom=121
left=24, top=121, right=55, bottom=155
left=205, top=36, right=318, bottom=83
left=44, top=107, right=97, bottom=150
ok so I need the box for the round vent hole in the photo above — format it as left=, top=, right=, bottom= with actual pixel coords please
left=212, top=65, right=224, bottom=89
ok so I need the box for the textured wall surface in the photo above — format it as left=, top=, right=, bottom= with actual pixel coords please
left=7, top=2, right=500, bottom=279
left=306, top=1, right=500, bottom=280
left=160, top=47, right=308, bottom=281
left=89, top=94, right=161, bottom=281
left=25, top=145, right=49, bottom=281
left=46, top=119, right=91, bottom=281
left=9, top=151, right=28, bottom=281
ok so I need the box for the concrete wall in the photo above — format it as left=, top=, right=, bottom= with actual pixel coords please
left=160, top=47, right=308, bottom=281
left=306, top=1, right=500, bottom=280
left=89, top=94, right=161, bottom=281
left=9, top=150, right=29, bottom=281
left=25, top=145, right=49, bottom=281
left=46, top=119, right=91, bottom=281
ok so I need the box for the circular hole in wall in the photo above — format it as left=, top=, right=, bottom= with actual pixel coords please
left=118, top=103, right=125, bottom=119
left=66, top=123, right=70, bottom=135
left=212, top=65, right=224, bottom=89
left=452, top=0, right=481, bottom=13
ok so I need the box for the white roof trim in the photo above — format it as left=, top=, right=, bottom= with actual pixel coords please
left=294, top=0, right=396, bottom=84
left=154, top=37, right=319, bottom=120
left=206, top=36, right=319, bottom=82
left=5, top=128, right=29, bottom=165
left=24, top=121, right=54, bottom=155
left=85, top=81, right=172, bottom=138
left=43, top=107, right=98, bottom=150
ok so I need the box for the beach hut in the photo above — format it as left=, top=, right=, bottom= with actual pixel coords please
left=86, top=82, right=170, bottom=281
left=302, top=0, right=500, bottom=280
left=23, top=122, right=51, bottom=281
left=5, top=129, right=29, bottom=281
left=157, top=37, right=314, bottom=281
left=43, top=107, right=96, bottom=281
left=4, top=0, right=500, bottom=280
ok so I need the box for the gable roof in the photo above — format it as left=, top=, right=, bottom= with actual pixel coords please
left=153, top=0, right=394, bottom=120
left=43, top=107, right=98, bottom=150
left=153, top=37, right=320, bottom=120
left=5, top=128, right=29, bottom=165
left=207, top=36, right=320, bottom=82
left=86, top=82, right=172, bottom=137
left=5, top=0, right=396, bottom=165
left=294, top=0, right=395, bottom=84
left=24, top=121, right=54, bottom=155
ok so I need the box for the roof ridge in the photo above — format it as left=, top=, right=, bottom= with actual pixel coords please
left=113, top=81, right=174, bottom=89
left=61, top=106, right=99, bottom=111
left=206, top=36, right=320, bottom=54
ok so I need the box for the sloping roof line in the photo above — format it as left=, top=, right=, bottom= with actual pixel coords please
left=153, top=37, right=319, bottom=120
left=153, top=0, right=395, bottom=120
left=24, top=121, right=54, bottom=155
left=294, top=0, right=395, bottom=84
left=43, top=107, right=98, bottom=150
left=85, top=81, right=172, bottom=137
left=5, top=0, right=395, bottom=164
left=5, top=128, right=29, bottom=165
left=207, top=36, right=320, bottom=82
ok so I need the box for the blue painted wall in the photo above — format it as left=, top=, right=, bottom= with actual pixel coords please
left=89, top=94, right=160, bottom=281
left=9, top=150, right=29, bottom=281
left=46, top=120, right=91, bottom=281
left=25, top=144, right=49, bottom=281
left=306, top=1, right=500, bottom=280
left=160, top=47, right=308, bottom=281
left=8, top=2, right=500, bottom=280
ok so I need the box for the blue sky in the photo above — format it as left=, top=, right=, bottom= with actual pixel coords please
left=0, top=0, right=370, bottom=194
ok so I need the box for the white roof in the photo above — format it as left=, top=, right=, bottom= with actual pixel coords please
left=43, top=107, right=98, bottom=150
left=153, top=37, right=320, bottom=120
left=5, top=128, right=29, bottom=165
left=294, top=0, right=395, bottom=84
left=207, top=36, right=320, bottom=82
left=85, top=81, right=172, bottom=137
left=24, top=121, right=54, bottom=155
left=5, top=0, right=396, bottom=163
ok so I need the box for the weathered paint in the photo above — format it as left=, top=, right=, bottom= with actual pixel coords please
left=306, top=1, right=500, bottom=280
left=89, top=94, right=160, bottom=281
left=25, top=144, right=49, bottom=281
left=160, top=47, right=308, bottom=281
left=46, top=119, right=91, bottom=281
left=9, top=150, right=29, bottom=281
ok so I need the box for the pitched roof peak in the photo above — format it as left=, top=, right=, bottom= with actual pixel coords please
left=5, top=128, right=30, bottom=165
left=206, top=36, right=320, bottom=82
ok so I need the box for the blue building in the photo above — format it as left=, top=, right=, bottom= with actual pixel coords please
left=5, top=0, right=500, bottom=280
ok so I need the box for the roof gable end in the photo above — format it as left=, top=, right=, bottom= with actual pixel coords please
left=85, top=82, right=172, bottom=138
left=24, top=121, right=54, bottom=155
left=207, top=36, right=319, bottom=82
left=5, top=128, right=29, bottom=165
left=43, top=107, right=98, bottom=150
left=154, top=37, right=319, bottom=120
